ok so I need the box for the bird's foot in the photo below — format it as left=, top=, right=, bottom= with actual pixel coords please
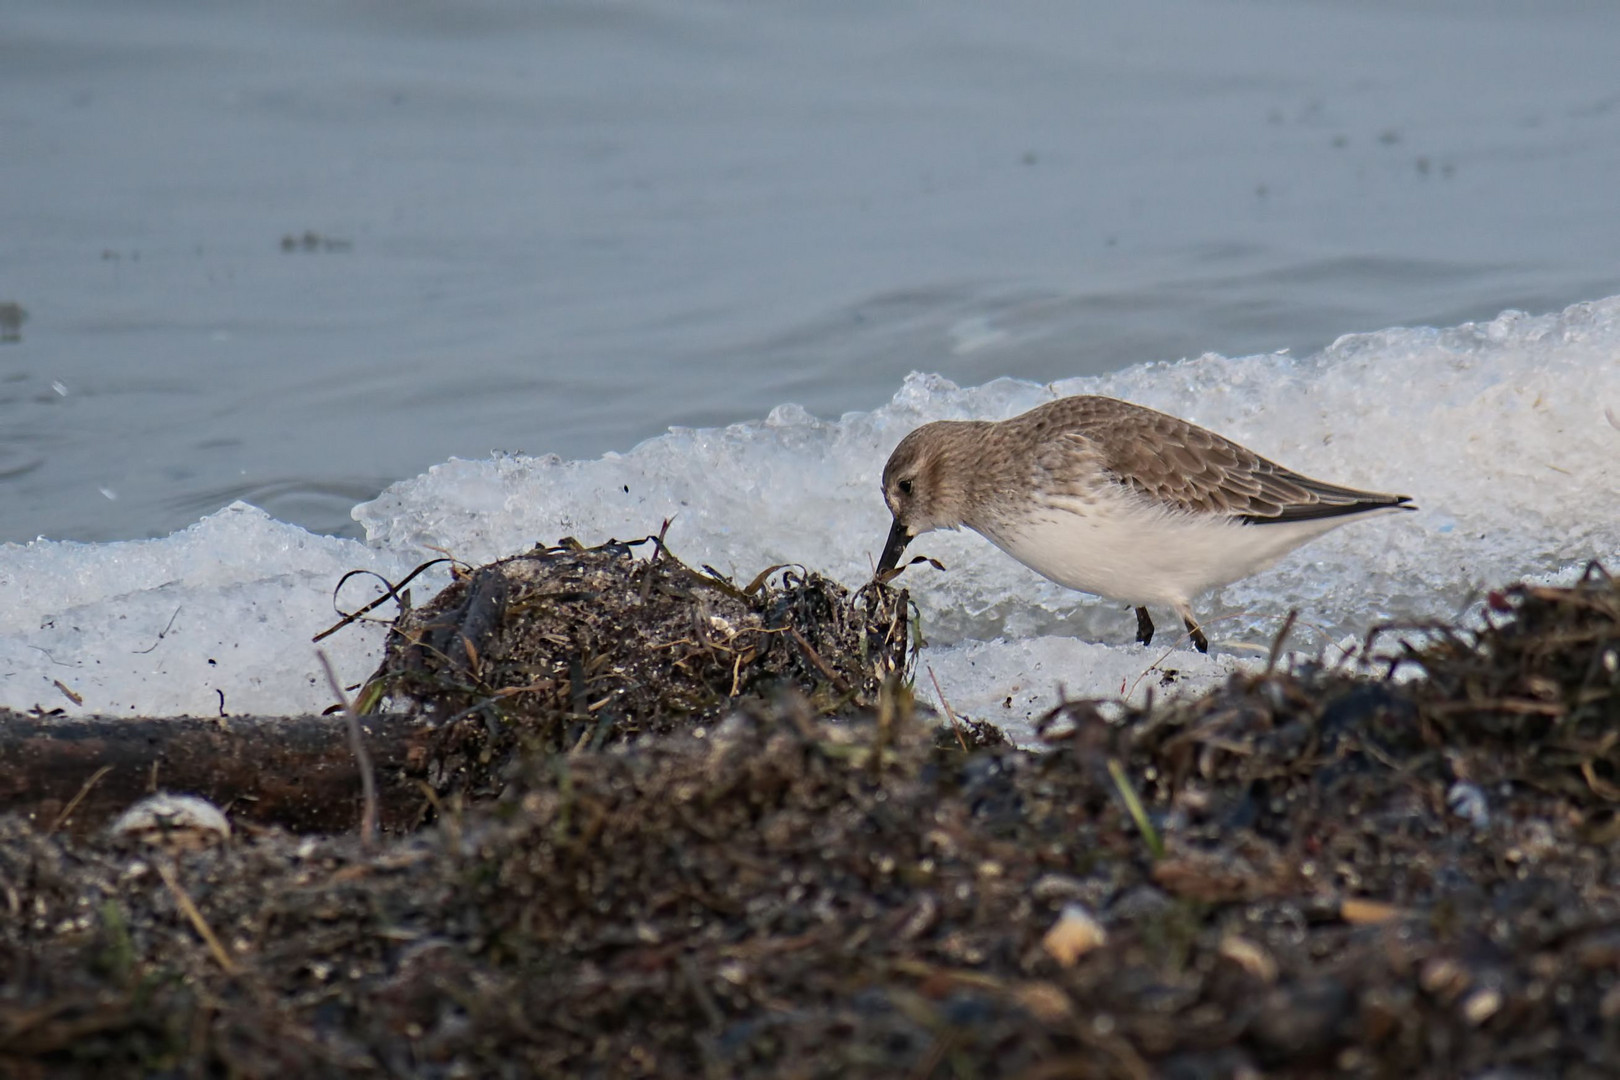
left=1134, top=606, right=1155, bottom=646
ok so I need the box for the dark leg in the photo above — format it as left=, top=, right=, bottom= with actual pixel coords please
left=1134, top=606, right=1154, bottom=646
left=1183, top=616, right=1209, bottom=654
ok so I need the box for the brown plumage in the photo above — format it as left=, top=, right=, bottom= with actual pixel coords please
left=1019, top=396, right=1409, bottom=523
left=877, top=395, right=1415, bottom=652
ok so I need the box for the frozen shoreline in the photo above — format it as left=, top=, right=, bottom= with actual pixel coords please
left=4, top=298, right=1618, bottom=723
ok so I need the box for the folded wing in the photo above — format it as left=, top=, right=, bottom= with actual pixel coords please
left=1041, top=397, right=1413, bottom=523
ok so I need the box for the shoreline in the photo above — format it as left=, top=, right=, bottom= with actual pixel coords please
left=2, top=557, right=1616, bottom=1075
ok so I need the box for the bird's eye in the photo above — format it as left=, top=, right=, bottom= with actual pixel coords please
left=898, top=478, right=913, bottom=496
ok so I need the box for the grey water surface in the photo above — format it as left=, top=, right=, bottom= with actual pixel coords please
left=3, top=0, right=1619, bottom=542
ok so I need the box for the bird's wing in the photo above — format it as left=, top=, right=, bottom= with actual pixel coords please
left=1032, top=396, right=1411, bottom=523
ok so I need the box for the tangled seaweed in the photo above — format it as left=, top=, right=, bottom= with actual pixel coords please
left=1, top=563, right=1617, bottom=1078
left=362, top=534, right=912, bottom=796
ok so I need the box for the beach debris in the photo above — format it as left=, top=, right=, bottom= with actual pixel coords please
left=108, top=793, right=230, bottom=851
left=0, top=711, right=435, bottom=836
left=1339, top=897, right=1404, bottom=926
left=1461, top=987, right=1505, bottom=1027
left=1042, top=902, right=1107, bottom=966
left=1446, top=780, right=1490, bottom=828
left=363, top=533, right=912, bottom=798
left=0, top=562, right=1615, bottom=1077
left=1218, top=934, right=1278, bottom=983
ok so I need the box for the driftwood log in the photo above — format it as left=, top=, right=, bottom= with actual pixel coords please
left=0, top=710, right=431, bottom=838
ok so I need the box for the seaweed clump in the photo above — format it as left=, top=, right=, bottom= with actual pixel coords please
left=1, top=564, right=1617, bottom=1078
left=362, top=535, right=912, bottom=798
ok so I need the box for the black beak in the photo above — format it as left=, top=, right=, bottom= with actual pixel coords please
left=875, top=516, right=912, bottom=577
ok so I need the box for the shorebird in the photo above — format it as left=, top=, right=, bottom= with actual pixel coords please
left=875, top=395, right=1414, bottom=651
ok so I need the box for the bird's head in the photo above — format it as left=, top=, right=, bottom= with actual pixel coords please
left=876, top=421, right=975, bottom=577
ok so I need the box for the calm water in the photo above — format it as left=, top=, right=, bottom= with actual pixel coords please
left=5, top=0, right=1620, bottom=542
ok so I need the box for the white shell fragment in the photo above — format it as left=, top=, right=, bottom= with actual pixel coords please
left=1042, top=903, right=1108, bottom=967
left=109, top=793, right=232, bottom=851
left=1218, top=934, right=1279, bottom=984
left=1446, top=781, right=1490, bottom=829
left=1462, top=987, right=1504, bottom=1026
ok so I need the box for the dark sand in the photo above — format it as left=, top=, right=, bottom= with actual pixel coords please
left=2, top=552, right=1616, bottom=1078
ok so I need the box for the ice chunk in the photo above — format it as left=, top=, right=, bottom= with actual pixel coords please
left=0, top=503, right=415, bottom=717
left=923, top=634, right=1245, bottom=746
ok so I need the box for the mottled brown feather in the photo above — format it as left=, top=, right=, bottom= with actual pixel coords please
left=1006, top=396, right=1411, bottom=522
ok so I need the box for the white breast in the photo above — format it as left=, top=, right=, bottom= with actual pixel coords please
left=974, top=494, right=1377, bottom=608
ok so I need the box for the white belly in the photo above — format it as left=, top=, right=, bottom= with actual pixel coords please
left=975, top=498, right=1363, bottom=608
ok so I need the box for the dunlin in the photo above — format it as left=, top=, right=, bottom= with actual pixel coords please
left=875, top=395, right=1413, bottom=652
